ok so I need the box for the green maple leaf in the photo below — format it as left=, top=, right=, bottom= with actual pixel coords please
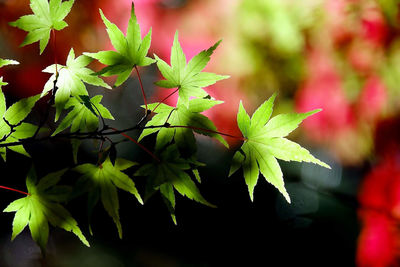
left=0, top=122, right=39, bottom=161
left=229, top=94, right=330, bottom=203
left=154, top=32, right=229, bottom=107
left=73, top=157, right=143, bottom=238
left=9, top=0, right=75, bottom=54
left=0, top=87, right=41, bottom=160
left=0, top=58, right=19, bottom=87
left=84, top=3, right=155, bottom=87
left=52, top=95, right=114, bottom=136
left=3, top=167, right=89, bottom=253
left=0, top=58, right=19, bottom=69
left=134, top=145, right=215, bottom=224
left=42, top=48, right=111, bottom=121
left=52, top=95, right=114, bottom=163
left=139, top=98, right=228, bottom=153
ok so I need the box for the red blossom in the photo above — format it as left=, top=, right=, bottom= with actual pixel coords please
left=295, top=49, right=354, bottom=142
left=357, top=76, right=387, bottom=122
left=357, top=211, right=400, bottom=267
left=357, top=141, right=400, bottom=266
left=361, top=6, right=388, bottom=47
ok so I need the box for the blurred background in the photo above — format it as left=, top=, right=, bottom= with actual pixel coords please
left=1, top=0, right=400, bottom=266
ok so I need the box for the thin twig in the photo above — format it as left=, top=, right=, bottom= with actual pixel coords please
left=0, top=122, right=244, bottom=148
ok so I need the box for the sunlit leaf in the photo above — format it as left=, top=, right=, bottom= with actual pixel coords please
left=84, top=3, right=155, bottom=87
left=4, top=167, right=89, bottom=253
left=155, top=32, right=229, bottom=107
left=73, top=157, right=142, bottom=238
left=9, top=0, right=75, bottom=54
left=230, top=94, right=330, bottom=203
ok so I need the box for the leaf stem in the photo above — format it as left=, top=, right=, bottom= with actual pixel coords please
left=90, top=101, right=107, bottom=130
left=151, top=88, right=179, bottom=113
left=52, top=29, right=58, bottom=76
left=135, top=66, right=148, bottom=113
left=0, top=185, right=30, bottom=196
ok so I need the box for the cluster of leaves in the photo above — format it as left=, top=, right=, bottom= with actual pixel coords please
left=0, top=0, right=329, bottom=253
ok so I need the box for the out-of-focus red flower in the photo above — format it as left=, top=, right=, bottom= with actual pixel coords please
left=357, top=154, right=400, bottom=267
left=357, top=75, right=387, bottom=122
left=359, top=156, right=400, bottom=217
left=357, top=212, right=399, bottom=267
left=361, top=5, right=388, bottom=47
left=357, top=114, right=400, bottom=267
left=295, top=49, right=354, bottom=142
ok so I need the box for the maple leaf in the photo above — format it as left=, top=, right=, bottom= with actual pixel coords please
left=154, top=32, right=229, bottom=107
left=73, top=157, right=143, bottom=237
left=0, top=58, right=19, bottom=69
left=84, top=3, right=155, bottom=87
left=229, top=94, right=330, bottom=203
left=42, top=48, right=111, bottom=121
left=134, top=145, right=215, bottom=224
left=52, top=95, right=114, bottom=135
left=0, top=86, right=41, bottom=160
left=52, top=95, right=114, bottom=163
left=9, top=0, right=75, bottom=54
left=0, top=58, right=19, bottom=86
left=0, top=123, right=39, bottom=161
left=3, top=167, right=89, bottom=253
left=139, top=98, right=228, bottom=153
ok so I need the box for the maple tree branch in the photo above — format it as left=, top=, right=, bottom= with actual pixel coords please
left=0, top=121, right=244, bottom=148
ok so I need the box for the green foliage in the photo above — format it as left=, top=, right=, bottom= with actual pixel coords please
left=42, top=48, right=111, bottom=121
left=3, top=167, right=89, bottom=252
left=52, top=95, right=114, bottom=136
left=0, top=59, right=19, bottom=69
left=154, top=32, right=229, bottom=107
left=84, top=3, right=155, bottom=87
left=139, top=98, right=228, bottom=153
left=0, top=58, right=19, bottom=87
left=9, top=0, right=75, bottom=54
left=52, top=95, right=114, bottom=162
left=73, top=158, right=142, bottom=238
left=1, top=0, right=329, bottom=254
left=229, top=94, right=330, bottom=202
left=0, top=123, right=38, bottom=161
left=0, top=90, right=41, bottom=160
left=135, top=145, right=215, bottom=224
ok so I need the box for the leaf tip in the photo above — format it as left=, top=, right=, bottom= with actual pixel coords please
left=285, top=195, right=291, bottom=204
left=308, top=108, right=322, bottom=116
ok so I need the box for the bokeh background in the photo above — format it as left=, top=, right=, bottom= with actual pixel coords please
left=1, top=0, right=400, bottom=266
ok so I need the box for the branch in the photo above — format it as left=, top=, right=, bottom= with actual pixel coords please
left=0, top=120, right=244, bottom=148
